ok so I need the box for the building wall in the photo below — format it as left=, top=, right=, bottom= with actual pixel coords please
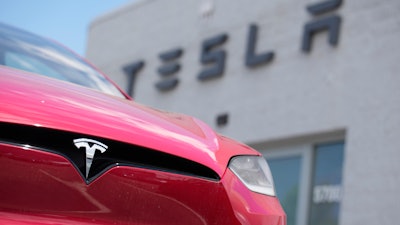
left=86, top=0, right=400, bottom=224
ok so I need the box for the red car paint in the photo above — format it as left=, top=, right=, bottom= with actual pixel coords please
left=0, top=24, right=285, bottom=224
left=0, top=67, right=257, bottom=177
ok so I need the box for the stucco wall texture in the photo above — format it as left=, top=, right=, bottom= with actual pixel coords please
left=87, top=1, right=400, bottom=224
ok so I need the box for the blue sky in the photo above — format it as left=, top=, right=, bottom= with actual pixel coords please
left=0, top=0, right=134, bottom=56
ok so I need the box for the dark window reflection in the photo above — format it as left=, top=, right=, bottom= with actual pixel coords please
left=310, top=142, right=344, bottom=225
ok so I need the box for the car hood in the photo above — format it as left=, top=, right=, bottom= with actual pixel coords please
left=0, top=66, right=258, bottom=177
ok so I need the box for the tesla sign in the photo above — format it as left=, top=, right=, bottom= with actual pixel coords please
left=124, top=0, right=344, bottom=97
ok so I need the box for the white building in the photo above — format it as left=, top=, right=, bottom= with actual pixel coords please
left=86, top=1, right=400, bottom=225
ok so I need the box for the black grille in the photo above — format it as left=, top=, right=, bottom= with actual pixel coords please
left=0, top=122, right=220, bottom=183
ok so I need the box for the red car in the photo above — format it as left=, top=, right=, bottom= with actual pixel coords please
left=0, top=23, right=285, bottom=225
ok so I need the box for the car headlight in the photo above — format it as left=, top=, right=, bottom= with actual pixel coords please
left=229, top=156, right=276, bottom=196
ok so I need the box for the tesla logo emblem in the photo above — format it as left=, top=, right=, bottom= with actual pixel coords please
left=73, top=138, right=108, bottom=179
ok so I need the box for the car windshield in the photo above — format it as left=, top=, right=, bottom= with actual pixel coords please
left=0, top=23, right=125, bottom=98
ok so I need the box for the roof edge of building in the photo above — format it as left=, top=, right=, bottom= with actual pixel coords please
left=89, top=0, right=155, bottom=30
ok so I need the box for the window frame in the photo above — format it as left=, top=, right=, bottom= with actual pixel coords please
left=252, top=130, right=345, bottom=225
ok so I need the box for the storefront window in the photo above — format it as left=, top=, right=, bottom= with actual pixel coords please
left=263, top=140, right=345, bottom=225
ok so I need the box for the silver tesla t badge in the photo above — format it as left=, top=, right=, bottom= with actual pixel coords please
left=73, top=138, right=108, bottom=179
